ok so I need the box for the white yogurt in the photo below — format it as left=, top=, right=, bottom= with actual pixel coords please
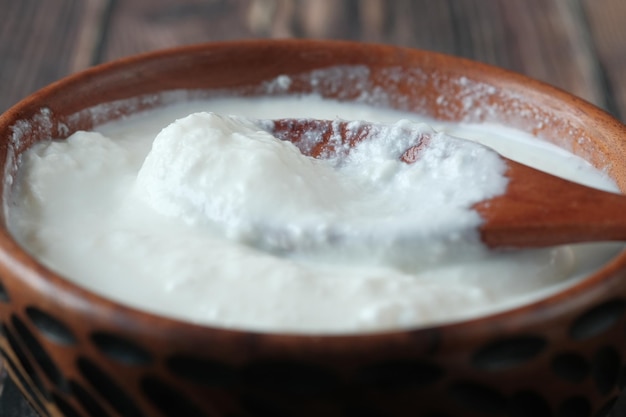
left=8, top=95, right=623, bottom=333
left=135, top=113, right=508, bottom=270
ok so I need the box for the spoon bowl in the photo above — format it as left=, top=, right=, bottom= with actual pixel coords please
left=265, top=118, right=626, bottom=249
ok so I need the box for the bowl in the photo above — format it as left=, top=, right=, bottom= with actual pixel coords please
left=0, top=39, right=625, bottom=417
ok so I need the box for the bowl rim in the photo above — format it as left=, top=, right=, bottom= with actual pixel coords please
left=1, top=38, right=626, bottom=352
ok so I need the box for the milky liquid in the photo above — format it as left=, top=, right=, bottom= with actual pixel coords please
left=8, top=95, right=623, bottom=333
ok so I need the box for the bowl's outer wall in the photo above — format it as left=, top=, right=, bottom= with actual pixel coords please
left=0, top=40, right=625, bottom=417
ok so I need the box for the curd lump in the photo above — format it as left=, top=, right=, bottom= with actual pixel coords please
left=8, top=95, right=622, bottom=333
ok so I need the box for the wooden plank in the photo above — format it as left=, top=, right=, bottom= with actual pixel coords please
left=0, top=0, right=110, bottom=113
left=581, top=0, right=626, bottom=120
left=0, top=372, right=39, bottom=417
left=493, top=0, right=603, bottom=106
left=100, top=0, right=259, bottom=61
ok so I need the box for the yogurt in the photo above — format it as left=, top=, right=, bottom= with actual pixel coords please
left=136, top=113, right=508, bottom=270
left=8, top=95, right=622, bottom=333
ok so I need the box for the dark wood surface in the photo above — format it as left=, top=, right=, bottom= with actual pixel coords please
left=2, top=1, right=626, bottom=415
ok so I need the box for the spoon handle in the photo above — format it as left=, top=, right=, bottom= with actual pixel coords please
left=476, top=159, right=626, bottom=249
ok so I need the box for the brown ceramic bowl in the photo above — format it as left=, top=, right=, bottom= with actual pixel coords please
left=0, top=40, right=625, bottom=417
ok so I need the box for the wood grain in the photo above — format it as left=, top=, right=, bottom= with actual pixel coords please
left=0, top=0, right=110, bottom=113
left=0, top=371, right=39, bottom=417
left=100, top=0, right=258, bottom=60
left=582, top=0, right=626, bottom=119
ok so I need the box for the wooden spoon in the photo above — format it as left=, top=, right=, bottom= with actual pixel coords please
left=261, top=118, right=626, bottom=250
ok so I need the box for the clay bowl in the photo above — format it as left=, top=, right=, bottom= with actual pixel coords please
left=0, top=39, right=625, bottom=417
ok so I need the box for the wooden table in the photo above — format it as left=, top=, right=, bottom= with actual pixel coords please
left=1, top=0, right=626, bottom=415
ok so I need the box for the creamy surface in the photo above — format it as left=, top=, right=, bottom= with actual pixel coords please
left=8, top=95, right=623, bottom=333
left=136, top=113, right=508, bottom=269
